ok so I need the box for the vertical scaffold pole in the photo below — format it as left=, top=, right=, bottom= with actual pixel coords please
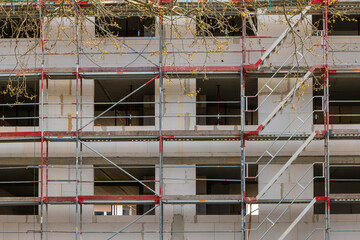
left=74, top=7, right=81, bottom=240
left=324, top=1, right=330, bottom=239
left=241, top=1, right=247, bottom=239
left=39, top=1, right=45, bottom=238
left=158, top=11, right=164, bottom=240
left=45, top=66, right=49, bottom=240
left=46, top=139, right=49, bottom=240
left=79, top=76, right=84, bottom=239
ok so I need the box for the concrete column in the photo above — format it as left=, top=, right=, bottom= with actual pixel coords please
left=155, top=78, right=196, bottom=130
left=46, top=79, right=94, bottom=131
left=156, top=164, right=196, bottom=240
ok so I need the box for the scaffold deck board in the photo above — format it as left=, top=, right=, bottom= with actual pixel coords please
left=0, top=129, right=358, bottom=142
left=0, top=195, right=327, bottom=205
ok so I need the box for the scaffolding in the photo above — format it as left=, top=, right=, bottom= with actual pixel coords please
left=0, top=0, right=360, bottom=239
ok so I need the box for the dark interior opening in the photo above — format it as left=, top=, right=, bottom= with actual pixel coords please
left=94, top=166, right=155, bottom=215
left=314, top=164, right=360, bottom=214
left=314, top=77, right=360, bottom=124
left=196, top=165, right=257, bottom=215
left=94, top=79, right=155, bottom=126
left=313, top=15, right=360, bottom=35
left=0, top=166, right=38, bottom=215
left=95, top=16, right=155, bottom=37
left=0, top=80, right=39, bottom=126
left=196, top=77, right=257, bottom=125
left=197, top=15, right=257, bottom=36
left=0, top=17, right=40, bottom=38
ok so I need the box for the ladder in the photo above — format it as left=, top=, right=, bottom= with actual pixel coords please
left=244, top=2, right=325, bottom=238
left=247, top=96, right=320, bottom=179
left=256, top=131, right=316, bottom=199
left=255, top=5, right=313, bottom=69
left=256, top=66, right=317, bottom=133
left=248, top=163, right=324, bottom=240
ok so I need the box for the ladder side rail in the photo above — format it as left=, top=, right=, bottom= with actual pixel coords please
left=278, top=198, right=317, bottom=240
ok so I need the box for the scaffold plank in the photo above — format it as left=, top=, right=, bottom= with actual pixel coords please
left=0, top=129, right=359, bottom=142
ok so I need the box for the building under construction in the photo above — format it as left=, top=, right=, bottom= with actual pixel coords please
left=0, top=0, right=359, bottom=239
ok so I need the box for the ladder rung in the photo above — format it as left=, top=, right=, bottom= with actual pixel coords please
left=296, top=51, right=303, bottom=58
left=296, top=116, right=304, bottom=123
left=266, top=217, right=275, bottom=226
left=266, top=150, right=274, bottom=158
left=265, top=84, right=273, bottom=92
left=297, top=182, right=305, bottom=190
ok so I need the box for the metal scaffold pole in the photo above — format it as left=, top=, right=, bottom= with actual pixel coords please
left=158, top=11, right=164, bottom=240
left=74, top=3, right=81, bottom=239
left=39, top=0, right=46, bottom=238
left=324, top=1, right=330, bottom=239
left=45, top=51, right=50, bottom=240
left=241, top=1, right=247, bottom=239
left=45, top=137, right=49, bottom=240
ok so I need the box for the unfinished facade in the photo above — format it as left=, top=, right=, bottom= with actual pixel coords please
left=0, top=0, right=359, bottom=239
